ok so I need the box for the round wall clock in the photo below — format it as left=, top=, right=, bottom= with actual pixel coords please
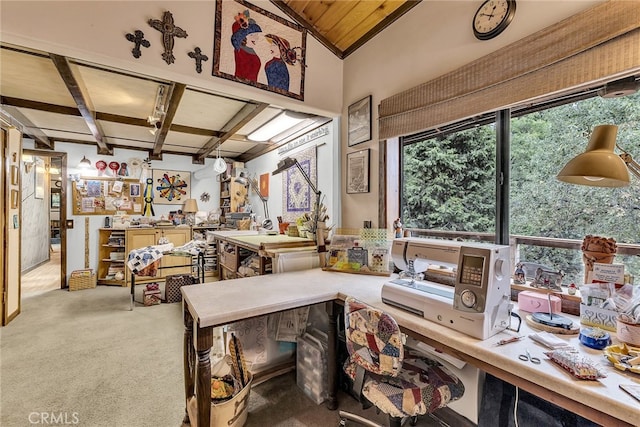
left=473, top=0, right=516, bottom=41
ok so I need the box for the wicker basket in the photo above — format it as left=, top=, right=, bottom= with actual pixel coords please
left=69, top=269, right=97, bottom=291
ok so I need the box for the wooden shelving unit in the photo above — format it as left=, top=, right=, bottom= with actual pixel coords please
left=219, top=176, right=231, bottom=222
left=192, top=226, right=219, bottom=279
left=97, top=228, right=126, bottom=286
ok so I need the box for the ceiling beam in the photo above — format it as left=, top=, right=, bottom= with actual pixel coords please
left=151, top=82, right=186, bottom=159
left=195, top=102, right=269, bottom=163
left=0, top=96, right=224, bottom=138
left=0, top=105, right=53, bottom=149
left=49, top=53, right=112, bottom=155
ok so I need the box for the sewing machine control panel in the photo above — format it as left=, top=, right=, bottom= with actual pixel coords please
left=454, top=248, right=493, bottom=313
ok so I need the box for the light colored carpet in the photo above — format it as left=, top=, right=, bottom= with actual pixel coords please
left=0, top=286, right=446, bottom=427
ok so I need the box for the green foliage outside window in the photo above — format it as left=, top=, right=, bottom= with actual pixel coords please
left=402, top=91, right=640, bottom=284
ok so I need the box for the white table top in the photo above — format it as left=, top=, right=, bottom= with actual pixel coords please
left=181, top=268, right=640, bottom=426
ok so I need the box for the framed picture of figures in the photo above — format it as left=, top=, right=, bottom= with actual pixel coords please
left=213, top=0, right=307, bottom=100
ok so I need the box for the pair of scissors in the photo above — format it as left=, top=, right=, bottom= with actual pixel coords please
left=518, top=349, right=541, bottom=364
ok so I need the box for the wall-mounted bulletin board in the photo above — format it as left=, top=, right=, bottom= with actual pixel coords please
left=72, top=177, right=143, bottom=215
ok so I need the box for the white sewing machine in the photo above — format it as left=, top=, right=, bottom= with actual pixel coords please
left=381, top=238, right=512, bottom=340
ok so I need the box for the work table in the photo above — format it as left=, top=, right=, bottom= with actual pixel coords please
left=182, top=268, right=639, bottom=427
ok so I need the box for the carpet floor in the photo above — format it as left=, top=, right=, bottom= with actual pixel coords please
left=1, top=286, right=446, bottom=427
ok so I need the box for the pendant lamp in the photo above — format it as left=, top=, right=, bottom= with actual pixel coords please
left=213, top=146, right=227, bottom=175
left=557, top=124, right=630, bottom=187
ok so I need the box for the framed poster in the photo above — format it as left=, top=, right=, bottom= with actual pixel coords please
left=152, top=169, right=191, bottom=205
left=346, top=149, right=370, bottom=194
left=348, top=95, right=372, bottom=146
left=213, top=0, right=307, bottom=100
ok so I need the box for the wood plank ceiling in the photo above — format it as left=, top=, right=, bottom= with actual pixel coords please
left=273, top=0, right=420, bottom=58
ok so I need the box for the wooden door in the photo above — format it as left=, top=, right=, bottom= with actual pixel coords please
left=2, top=127, right=22, bottom=325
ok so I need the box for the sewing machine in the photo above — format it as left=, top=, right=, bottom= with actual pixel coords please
left=381, top=238, right=513, bottom=340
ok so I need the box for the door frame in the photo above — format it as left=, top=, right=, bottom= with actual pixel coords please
left=22, top=149, right=68, bottom=288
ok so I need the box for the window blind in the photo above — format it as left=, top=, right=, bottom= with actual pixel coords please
left=379, top=1, right=640, bottom=140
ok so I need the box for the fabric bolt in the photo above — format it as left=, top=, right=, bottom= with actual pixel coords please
left=343, top=296, right=464, bottom=419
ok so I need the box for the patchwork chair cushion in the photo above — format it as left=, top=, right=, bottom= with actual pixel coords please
left=344, top=297, right=403, bottom=376
left=343, top=297, right=465, bottom=419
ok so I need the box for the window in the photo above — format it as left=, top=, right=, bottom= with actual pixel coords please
left=401, top=77, right=640, bottom=284
left=402, top=124, right=496, bottom=234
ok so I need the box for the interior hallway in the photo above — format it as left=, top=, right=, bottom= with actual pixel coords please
left=21, top=243, right=61, bottom=298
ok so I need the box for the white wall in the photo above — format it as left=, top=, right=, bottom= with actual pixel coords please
left=23, top=139, right=223, bottom=278
left=245, top=119, right=340, bottom=230
left=0, top=0, right=343, bottom=117
left=340, top=0, right=605, bottom=229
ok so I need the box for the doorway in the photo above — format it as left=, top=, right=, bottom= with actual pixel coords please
left=20, top=150, right=67, bottom=297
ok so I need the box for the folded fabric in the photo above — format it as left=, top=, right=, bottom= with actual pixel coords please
left=127, top=243, right=174, bottom=274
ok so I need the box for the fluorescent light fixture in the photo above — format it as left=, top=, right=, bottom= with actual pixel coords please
left=78, top=155, right=91, bottom=169
left=557, top=125, right=630, bottom=187
left=247, top=111, right=307, bottom=142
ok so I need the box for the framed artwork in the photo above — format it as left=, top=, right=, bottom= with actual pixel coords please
left=130, top=183, right=141, bottom=197
left=152, top=169, right=191, bottom=205
left=11, top=189, right=19, bottom=209
left=34, top=158, right=45, bottom=199
left=281, top=146, right=316, bottom=224
left=50, top=192, right=60, bottom=209
left=213, top=0, right=307, bottom=100
left=346, top=149, right=370, bottom=194
left=11, top=165, right=19, bottom=186
left=259, top=173, right=269, bottom=197
left=348, top=95, right=372, bottom=146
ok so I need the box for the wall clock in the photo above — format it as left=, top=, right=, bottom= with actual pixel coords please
left=473, top=0, right=516, bottom=41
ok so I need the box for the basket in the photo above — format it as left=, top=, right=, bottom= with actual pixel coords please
left=69, top=269, right=97, bottom=291
left=187, top=355, right=252, bottom=427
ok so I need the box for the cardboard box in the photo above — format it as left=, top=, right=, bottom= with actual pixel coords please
left=580, top=303, right=617, bottom=332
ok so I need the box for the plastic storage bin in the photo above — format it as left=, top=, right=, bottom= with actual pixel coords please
left=296, top=331, right=328, bottom=405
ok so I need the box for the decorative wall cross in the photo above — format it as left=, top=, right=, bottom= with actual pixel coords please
left=188, top=47, right=208, bottom=74
left=148, top=11, right=188, bottom=65
left=125, top=30, right=150, bottom=59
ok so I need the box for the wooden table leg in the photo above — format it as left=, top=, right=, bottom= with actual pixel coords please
left=326, top=300, right=339, bottom=410
left=183, top=303, right=195, bottom=424
left=195, top=323, right=213, bottom=427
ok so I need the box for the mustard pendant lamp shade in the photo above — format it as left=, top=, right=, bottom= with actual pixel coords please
left=557, top=124, right=630, bottom=187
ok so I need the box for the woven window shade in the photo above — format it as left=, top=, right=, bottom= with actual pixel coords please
left=379, top=1, right=640, bottom=140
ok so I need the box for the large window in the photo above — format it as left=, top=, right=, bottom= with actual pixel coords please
left=401, top=79, right=640, bottom=284
left=402, top=123, right=496, bottom=234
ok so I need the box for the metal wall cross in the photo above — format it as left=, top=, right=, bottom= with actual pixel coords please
left=188, top=47, right=209, bottom=74
left=148, top=11, right=188, bottom=65
left=125, top=30, right=150, bottom=59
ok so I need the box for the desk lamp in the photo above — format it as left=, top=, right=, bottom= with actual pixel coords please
left=183, top=198, right=199, bottom=225
left=557, top=124, right=640, bottom=186
left=235, top=175, right=273, bottom=229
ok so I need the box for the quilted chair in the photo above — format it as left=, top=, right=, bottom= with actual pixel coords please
left=339, top=297, right=465, bottom=427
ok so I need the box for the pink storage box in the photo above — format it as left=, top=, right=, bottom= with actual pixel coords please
left=518, top=291, right=562, bottom=313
